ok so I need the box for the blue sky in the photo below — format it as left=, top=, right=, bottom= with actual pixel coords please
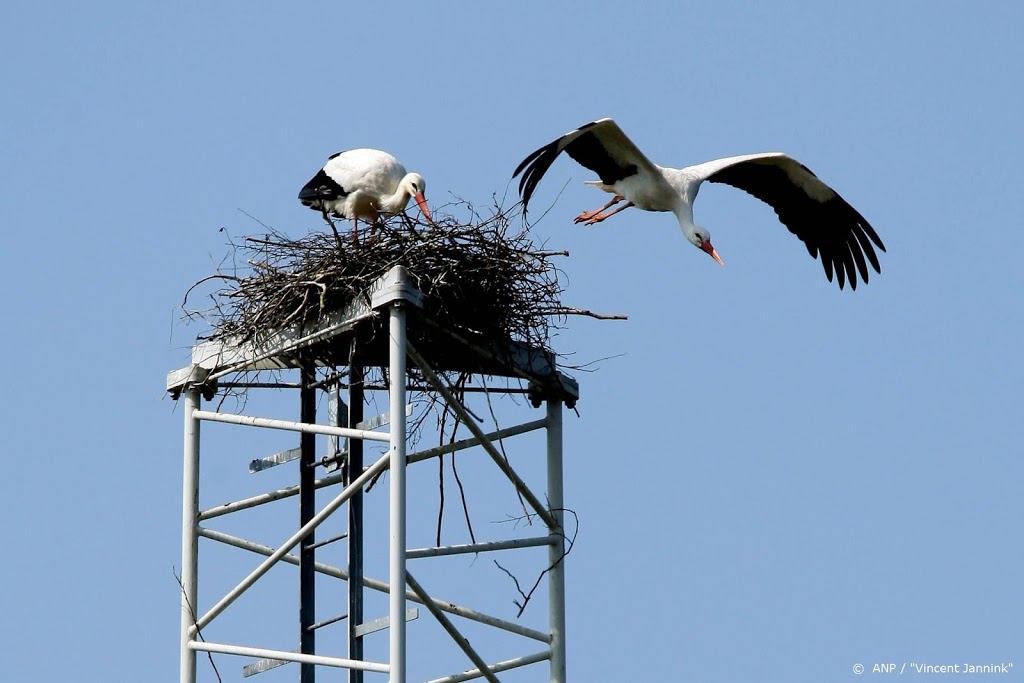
left=2, top=2, right=1021, bottom=681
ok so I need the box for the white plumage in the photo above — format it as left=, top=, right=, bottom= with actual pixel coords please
left=514, top=118, right=885, bottom=289
left=299, top=148, right=432, bottom=244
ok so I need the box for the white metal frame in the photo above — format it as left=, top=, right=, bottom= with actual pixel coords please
left=169, top=266, right=575, bottom=683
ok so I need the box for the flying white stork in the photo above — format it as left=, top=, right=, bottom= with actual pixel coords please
left=513, top=118, right=885, bottom=289
left=299, top=148, right=433, bottom=245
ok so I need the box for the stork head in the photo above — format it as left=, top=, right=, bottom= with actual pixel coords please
left=686, top=224, right=725, bottom=267
left=400, top=173, right=434, bottom=225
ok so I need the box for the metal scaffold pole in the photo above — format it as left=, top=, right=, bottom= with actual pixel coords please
left=348, top=341, right=365, bottom=683
left=180, top=386, right=201, bottom=683
left=389, top=302, right=409, bottom=683
left=546, top=399, right=567, bottom=683
left=300, top=362, right=317, bottom=682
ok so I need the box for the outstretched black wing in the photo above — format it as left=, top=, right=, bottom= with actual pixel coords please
left=513, top=118, right=660, bottom=211
left=693, top=153, right=886, bottom=290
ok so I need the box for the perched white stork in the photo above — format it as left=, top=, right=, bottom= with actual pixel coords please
left=513, top=118, right=885, bottom=289
left=298, top=148, right=433, bottom=245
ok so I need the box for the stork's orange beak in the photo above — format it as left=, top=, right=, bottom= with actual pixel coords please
left=414, top=192, right=434, bottom=226
left=701, top=240, right=725, bottom=266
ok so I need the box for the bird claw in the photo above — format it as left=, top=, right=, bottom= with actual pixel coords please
left=574, top=211, right=604, bottom=225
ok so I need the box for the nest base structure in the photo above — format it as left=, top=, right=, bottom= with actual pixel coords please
left=169, top=265, right=578, bottom=404
left=167, top=265, right=573, bottom=683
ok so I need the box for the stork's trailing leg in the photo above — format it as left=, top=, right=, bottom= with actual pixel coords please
left=574, top=195, right=625, bottom=224
left=579, top=199, right=635, bottom=225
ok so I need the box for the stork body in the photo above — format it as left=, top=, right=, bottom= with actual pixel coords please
left=299, top=148, right=431, bottom=244
left=514, top=118, right=885, bottom=289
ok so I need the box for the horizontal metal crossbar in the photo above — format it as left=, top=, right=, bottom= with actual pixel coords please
left=407, top=536, right=554, bottom=559
left=306, top=533, right=347, bottom=551
left=189, top=641, right=388, bottom=673
left=193, top=409, right=391, bottom=442
left=198, top=470, right=345, bottom=521
left=424, top=650, right=552, bottom=683
left=354, top=608, right=419, bottom=637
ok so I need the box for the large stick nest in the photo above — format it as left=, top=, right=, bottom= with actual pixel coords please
left=183, top=202, right=609, bottom=364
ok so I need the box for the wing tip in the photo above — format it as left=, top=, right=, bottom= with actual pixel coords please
left=513, top=117, right=623, bottom=211
left=513, top=140, right=563, bottom=212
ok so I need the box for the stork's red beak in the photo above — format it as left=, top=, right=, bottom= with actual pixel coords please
left=701, top=240, right=725, bottom=266
left=414, top=192, right=434, bottom=226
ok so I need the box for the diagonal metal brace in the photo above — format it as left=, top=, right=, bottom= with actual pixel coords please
left=406, top=571, right=501, bottom=683
left=406, top=341, right=558, bottom=530
left=191, top=451, right=391, bottom=634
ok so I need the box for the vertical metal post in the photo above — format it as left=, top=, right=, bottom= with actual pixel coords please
left=299, top=363, right=317, bottom=682
left=327, top=383, right=341, bottom=461
left=546, top=399, right=567, bottom=683
left=389, top=303, right=408, bottom=683
left=180, top=387, right=201, bottom=683
left=347, top=345, right=365, bottom=683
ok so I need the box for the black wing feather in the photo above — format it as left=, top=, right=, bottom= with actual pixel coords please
left=512, top=119, right=645, bottom=212
left=512, top=143, right=558, bottom=210
left=298, top=167, right=347, bottom=206
left=563, top=130, right=638, bottom=186
left=707, top=159, right=886, bottom=290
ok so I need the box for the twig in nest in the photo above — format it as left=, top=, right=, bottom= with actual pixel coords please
left=541, top=307, right=628, bottom=321
left=321, top=209, right=343, bottom=251
left=179, top=199, right=622, bottom=448
left=182, top=200, right=620, bottom=355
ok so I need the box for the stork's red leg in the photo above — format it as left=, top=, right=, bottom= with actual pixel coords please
left=582, top=200, right=635, bottom=225
left=574, top=195, right=625, bottom=224
left=352, top=217, right=360, bottom=248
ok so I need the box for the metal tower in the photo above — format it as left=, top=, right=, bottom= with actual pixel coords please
left=167, top=266, right=577, bottom=683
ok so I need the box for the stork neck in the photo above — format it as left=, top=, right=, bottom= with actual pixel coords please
left=378, top=185, right=411, bottom=214
left=673, top=203, right=698, bottom=241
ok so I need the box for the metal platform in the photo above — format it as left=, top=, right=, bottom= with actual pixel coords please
left=169, top=265, right=575, bottom=683
left=168, top=265, right=578, bottom=406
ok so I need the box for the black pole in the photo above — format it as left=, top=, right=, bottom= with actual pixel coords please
left=299, top=361, right=317, bottom=683
left=347, top=342, right=365, bottom=683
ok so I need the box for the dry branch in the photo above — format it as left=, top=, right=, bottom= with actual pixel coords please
left=182, top=202, right=620, bottom=363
